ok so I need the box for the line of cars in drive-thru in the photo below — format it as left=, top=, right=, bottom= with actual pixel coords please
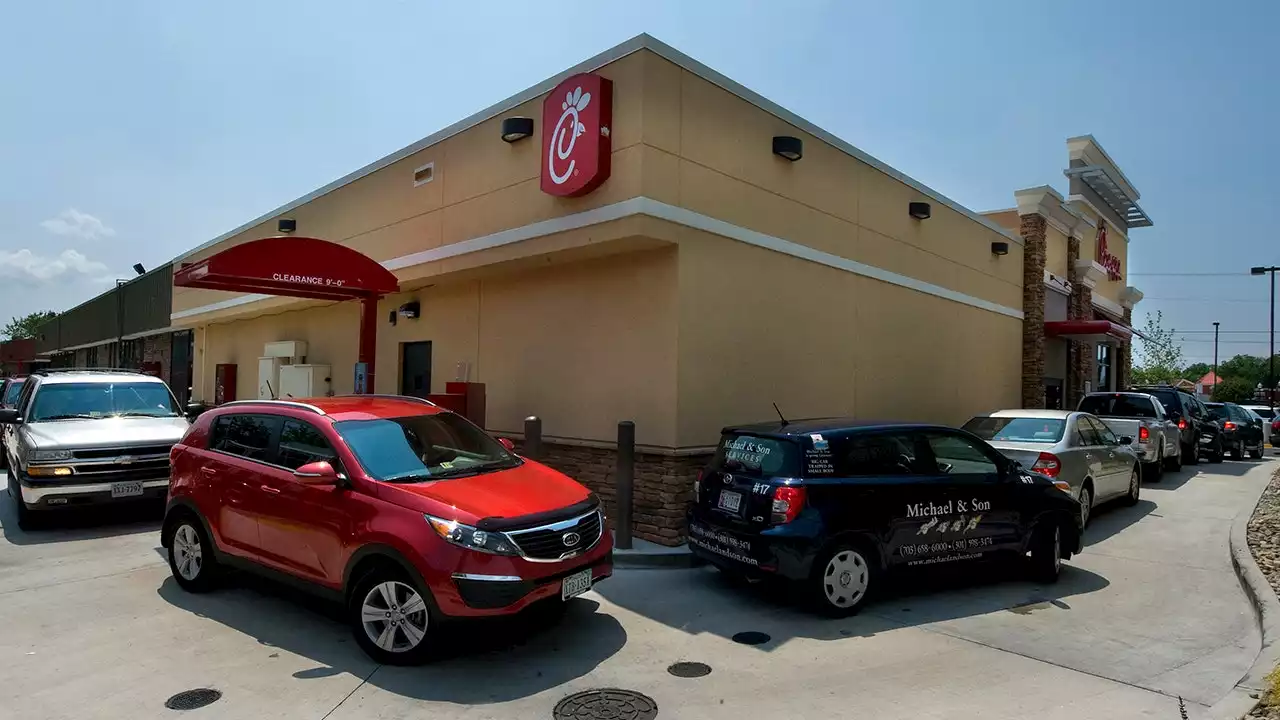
left=0, top=369, right=1271, bottom=663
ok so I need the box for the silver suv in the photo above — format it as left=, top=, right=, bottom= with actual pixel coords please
left=1, top=368, right=190, bottom=529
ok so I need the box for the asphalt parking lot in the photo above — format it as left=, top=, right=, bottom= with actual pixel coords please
left=0, top=458, right=1274, bottom=720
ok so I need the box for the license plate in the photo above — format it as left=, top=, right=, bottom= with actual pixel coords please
left=717, top=490, right=743, bottom=513
left=561, top=568, right=592, bottom=600
left=110, top=481, right=144, bottom=498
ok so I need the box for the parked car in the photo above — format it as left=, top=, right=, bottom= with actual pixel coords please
left=0, top=368, right=190, bottom=529
left=162, top=395, right=612, bottom=665
left=686, top=419, right=1087, bottom=617
left=1242, top=405, right=1275, bottom=447
left=1205, top=402, right=1266, bottom=460
left=964, top=410, right=1143, bottom=529
left=1273, top=418, right=1280, bottom=452
left=0, top=375, right=25, bottom=470
left=1129, top=385, right=1222, bottom=463
left=1076, top=392, right=1180, bottom=480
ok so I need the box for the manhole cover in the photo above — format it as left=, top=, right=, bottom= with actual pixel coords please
left=667, top=661, right=712, bottom=678
left=165, top=688, right=222, bottom=711
left=731, top=631, right=771, bottom=645
left=553, top=688, right=658, bottom=720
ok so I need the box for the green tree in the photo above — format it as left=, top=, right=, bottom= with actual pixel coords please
left=1183, top=362, right=1213, bottom=381
left=1132, top=311, right=1184, bottom=385
left=1, top=311, right=56, bottom=341
left=1212, top=376, right=1256, bottom=403
left=1218, top=354, right=1267, bottom=388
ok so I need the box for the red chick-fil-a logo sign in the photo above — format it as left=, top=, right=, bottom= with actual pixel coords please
left=540, top=73, right=613, bottom=197
left=1096, top=223, right=1122, bottom=281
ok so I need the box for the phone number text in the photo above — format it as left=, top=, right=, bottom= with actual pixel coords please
left=900, top=535, right=992, bottom=556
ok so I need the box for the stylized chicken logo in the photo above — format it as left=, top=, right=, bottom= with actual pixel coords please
left=548, top=86, right=591, bottom=185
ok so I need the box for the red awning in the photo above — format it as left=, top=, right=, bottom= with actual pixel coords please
left=174, top=236, right=399, bottom=301
left=1044, top=320, right=1134, bottom=343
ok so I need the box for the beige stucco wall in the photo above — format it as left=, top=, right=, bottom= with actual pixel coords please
left=1045, top=224, right=1070, bottom=279
left=195, top=248, right=679, bottom=448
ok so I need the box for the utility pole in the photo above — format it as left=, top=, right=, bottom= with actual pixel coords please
left=1213, top=321, right=1220, bottom=398
left=1251, top=266, right=1279, bottom=410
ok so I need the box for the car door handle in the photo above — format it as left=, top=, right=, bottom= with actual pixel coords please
left=199, top=467, right=217, bottom=476
left=259, top=485, right=281, bottom=494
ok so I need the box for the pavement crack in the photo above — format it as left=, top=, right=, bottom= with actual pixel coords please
left=319, top=664, right=381, bottom=720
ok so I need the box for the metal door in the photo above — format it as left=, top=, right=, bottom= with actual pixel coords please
left=400, top=341, right=432, bottom=398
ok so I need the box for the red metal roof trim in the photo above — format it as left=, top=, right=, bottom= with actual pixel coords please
left=174, top=236, right=399, bottom=301
left=1044, top=320, right=1134, bottom=342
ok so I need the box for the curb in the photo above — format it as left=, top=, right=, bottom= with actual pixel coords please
left=1207, top=473, right=1280, bottom=719
left=612, top=545, right=705, bottom=569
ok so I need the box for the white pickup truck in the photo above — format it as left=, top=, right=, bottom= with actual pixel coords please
left=1077, top=391, right=1182, bottom=481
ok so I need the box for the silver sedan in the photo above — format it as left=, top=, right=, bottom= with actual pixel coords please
left=962, top=409, right=1142, bottom=529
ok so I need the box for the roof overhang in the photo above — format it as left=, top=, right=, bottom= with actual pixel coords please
left=1064, top=165, right=1153, bottom=228
left=174, top=236, right=400, bottom=301
left=1045, top=320, right=1134, bottom=343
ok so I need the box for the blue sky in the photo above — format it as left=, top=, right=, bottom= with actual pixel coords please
left=2, top=0, right=1276, bottom=365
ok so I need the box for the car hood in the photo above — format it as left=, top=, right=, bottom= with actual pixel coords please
left=23, top=417, right=190, bottom=450
left=381, top=459, right=593, bottom=523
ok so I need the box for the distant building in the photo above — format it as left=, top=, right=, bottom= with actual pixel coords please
left=1196, top=372, right=1221, bottom=398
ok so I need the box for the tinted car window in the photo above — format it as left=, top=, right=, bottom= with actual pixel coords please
left=28, top=382, right=181, bottom=421
left=1140, top=388, right=1185, bottom=417
left=277, top=419, right=338, bottom=470
left=830, top=432, right=924, bottom=476
left=1079, top=395, right=1157, bottom=418
left=1205, top=404, right=1228, bottom=421
left=1076, top=417, right=1103, bottom=445
left=334, top=412, right=519, bottom=482
left=962, top=416, right=1066, bottom=443
left=709, top=433, right=799, bottom=477
left=1085, top=416, right=1118, bottom=444
left=1247, top=407, right=1275, bottom=420
left=924, top=432, right=1000, bottom=475
left=211, top=414, right=280, bottom=463
left=3, top=379, right=24, bottom=407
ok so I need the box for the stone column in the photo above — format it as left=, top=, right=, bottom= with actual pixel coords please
left=1066, top=237, right=1097, bottom=408
left=1019, top=214, right=1048, bottom=408
left=1119, top=307, right=1133, bottom=389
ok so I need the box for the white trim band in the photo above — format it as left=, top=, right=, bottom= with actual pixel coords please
left=173, top=197, right=1024, bottom=323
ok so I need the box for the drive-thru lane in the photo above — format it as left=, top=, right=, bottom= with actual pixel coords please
left=0, top=458, right=1271, bottom=720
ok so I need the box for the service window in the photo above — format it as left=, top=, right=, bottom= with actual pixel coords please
left=210, top=414, right=281, bottom=463
left=277, top=419, right=339, bottom=470
left=923, top=432, right=1000, bottom=476
left=830, top=432, right=927, bottom=476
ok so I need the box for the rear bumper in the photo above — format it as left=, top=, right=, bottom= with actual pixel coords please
left=686, top=509, right=817, bottom=581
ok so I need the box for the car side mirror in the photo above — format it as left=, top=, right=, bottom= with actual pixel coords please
left=184, top=401, right=205, bottom=419
left=1119, top=436, right=1134, bottom=445
left=498, top=437, right=516, bottom=452
left=0, top=408, right=22, bottom=424
left=294, top=460, right=340, bottom=486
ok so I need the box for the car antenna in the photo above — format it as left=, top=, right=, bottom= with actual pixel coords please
left=773, top=402, right=789, bottom=426
left=265, top=380, right=277, bottom=400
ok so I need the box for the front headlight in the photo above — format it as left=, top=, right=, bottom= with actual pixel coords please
left=424, top=514, right=519, bottom=556
left=30, top=449, right=73, bottom=462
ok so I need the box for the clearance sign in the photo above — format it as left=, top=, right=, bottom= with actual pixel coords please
left=1096, top=223, right=1122, bottom=281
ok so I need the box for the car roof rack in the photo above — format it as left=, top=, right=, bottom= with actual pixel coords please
left=32, top=367, right=148, bottom=377
left=336, top=393, right=439, bottom=407
left=217, top=399, right=326, bottom=415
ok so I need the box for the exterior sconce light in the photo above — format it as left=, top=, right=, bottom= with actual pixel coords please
left=398, top=301, right=421, bottom=319
left=278, top=218, right=297, bottom=234
left=501, top=117, right=535, bottom=143
left=991, top=241, right=1010, bottom=256
left=908, top=202, right=931, bottom=220
left=772, top=135, right=803, bottom=161
left=132, top=263, right=146, bottom=275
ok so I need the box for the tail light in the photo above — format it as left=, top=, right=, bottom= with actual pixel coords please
left=771, top=485, right=806, bottom=524
left=694, top=469, right=704, bottom=499
left=1178, top=419, right=1187, bottom=430
left=1138, top=426, right=1150, bottom=442
left=1224, top=421, right=1237, bottom=431
left=1030, top=452, right=1061, bottom=478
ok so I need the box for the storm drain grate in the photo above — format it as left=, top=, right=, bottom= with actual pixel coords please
left=667, top=661, right=712, bottom=678
left=553, top=688, right=658, bottom=720
left=731, top=631, right=771, bottom=646
left=165, top=688, right=222, bottom=710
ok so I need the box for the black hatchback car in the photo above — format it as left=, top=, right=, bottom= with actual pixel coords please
left=1205, top=402, right=1266, bottom=459
left=687, top=419, right=1085, bottom=616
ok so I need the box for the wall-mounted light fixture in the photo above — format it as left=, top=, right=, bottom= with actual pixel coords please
left=908, top=202, right=931, bottom=220
left=132, top=263, right=146, bottom=275
left=991, top=241, right=1010, bottom=256
left=397, top=301, right=421, bottom=319
left=772, top=135, right=803, bottom=161
left=501, top=117, right=535, bottom=143
left=278, top=218, right=297, bottom=234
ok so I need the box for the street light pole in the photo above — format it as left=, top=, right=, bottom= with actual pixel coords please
left=1251, top=266, right=1279, bottom=411
left=1213, top=321, right=1220, bottom=395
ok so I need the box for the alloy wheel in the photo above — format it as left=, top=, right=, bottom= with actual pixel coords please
left=360, top=581, right=429, bottom=653
left=172, top=524, right=203, bottom=581
left=823, top=549, right=869, bottom=608
left=1052, top=526, right=1061, bottom=573
left=1079, top=487, right=1092, bottom=527
left=1129, top=469, right=1140, bottom=500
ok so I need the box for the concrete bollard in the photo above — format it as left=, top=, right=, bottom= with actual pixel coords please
left=523, top=415, right=542, bottom=460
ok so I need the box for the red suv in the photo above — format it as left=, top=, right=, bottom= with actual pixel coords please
left=161, top=395, right=612, bottom=664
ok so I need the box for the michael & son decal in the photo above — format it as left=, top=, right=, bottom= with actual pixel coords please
left=899, top=498, right=993, bottom=565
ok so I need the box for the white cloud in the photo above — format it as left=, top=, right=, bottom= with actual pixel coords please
left=39, top=208, right=116, bottom=240
left=0, top=248, right=112, bottom=284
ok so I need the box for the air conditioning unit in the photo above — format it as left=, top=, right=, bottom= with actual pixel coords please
left=279, top=364, right=331, bottom=399
left=263, top=341, right=307, bottom=359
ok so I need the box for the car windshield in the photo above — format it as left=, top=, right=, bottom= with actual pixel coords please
left=333, top=412, right=519, bottom=482
left=963, top=416, right=1066, bottom=443
left=1138, top=389, right=1179, bottom=415
left=1079, top=395, right=1157, bottom=418
left=1246, top=407, right=1275, bottom=420
left=27, top=382, right=181, bottom=421
left=3, top=379, right=24, bottom=406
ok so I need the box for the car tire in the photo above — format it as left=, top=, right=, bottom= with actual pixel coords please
left=8, top=477, right=40, bottom=531
left=1231, top=440, right=1244, bottom=461
left=1210, top=439, right=1225, bottom=463
left=1183, top=442, right=1199, bottom=465
left=1145, top=446, right=1164, bottom=483
left=1251, top=444, right=1265, bottom=460
left=1077, top=484, right=1093, bottom=529
left=1028, top=520, right=1064, bottom=584
left=808, top=542, right=878, bottom=618
left=167, top=515, right=219, bottom=592
left=349, top=566, right=439, bottom=666
left=1165, top=443, right=1183, bottom=472
left=1122, top=465, right=1141, bottom=507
